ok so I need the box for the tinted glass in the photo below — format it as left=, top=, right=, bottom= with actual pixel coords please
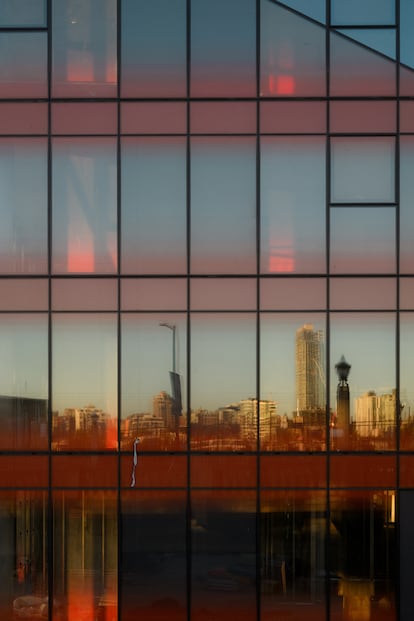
left=261, top=0, right=326, bottom=97
left=0, top=33, right=47, bottom=98
left=191, top=0, right=256, bottom=97
left=0, top=0, right=46, bottom=26
left=121, top=0, right=186, bottom=97
left=122, top=138, right=186, bottom=274
left=0, top=315, right=48, bottom=451
left=191, top=138, right=256, bottom=274
left=52, top=0, right=117, bottom=97
left=52, top=314, right=117, bottom=451
left=52, top=138, right=117, bottom=274
left=261, top=137, right=326, bottom=273
left=331, top=0, right=395, bottom=25
left=0, top=139, right=47, bottom=274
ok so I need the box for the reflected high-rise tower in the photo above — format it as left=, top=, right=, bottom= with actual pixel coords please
left=335, top=355, right=351, bottom=436
left=295, top=324, right=324, bottom=412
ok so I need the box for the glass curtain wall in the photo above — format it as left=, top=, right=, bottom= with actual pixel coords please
left=0, top=0, right=412, bottom=619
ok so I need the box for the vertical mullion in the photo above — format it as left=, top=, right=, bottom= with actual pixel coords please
left=256, top=2, right=261, bottom=621
left=326, top=2, right=331, bottom=621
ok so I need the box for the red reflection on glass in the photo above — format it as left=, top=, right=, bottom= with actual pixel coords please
left=268, top=248, right=295, bottom=273
left=268, top=74, right=296, bottom=95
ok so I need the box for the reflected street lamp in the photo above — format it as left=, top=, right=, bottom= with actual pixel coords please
left=159, top=322, right=176, bottom=374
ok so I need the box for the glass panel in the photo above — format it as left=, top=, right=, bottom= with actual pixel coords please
left=261, top=315, right=326, bottom=451
left=0, top=0, right=46, bottom=26
left=400, top=279, right=414, bottom=309
left=52, top=138, right=117, bottom=274
left=261, top=0, right=326, bottom=97
left=330, top=313, right=396, bottom=451
left=336, top=28, right=396, bottom=59
left=52, top=103, right=117, bottom=135
left=191, top=102, right=256, bottom=134
left=191, top=278, right=256, bottom=311
left=0, top=315, right=47, bottom=451
left=121, top=102, right=187, bottom=135
left=0, top=456, right=48, bottom=487
left=260, top=101, right=326, bottom=134
left=331, top=0, right=395, bottom=25
left=0, top=139, right=47, bottom=274
left=191, top=314, right=256, bottom=451
left=330, top=100, right=396, bottom=133
left=329, top=491, right=396, bottom=621
left=277, top=0, right=326, bottom=23
left=400, top=137, right=414, bottom=273
left=52, top=0, right=117, bottom=97
left=330, top=455, right=396, bottom=487
left=192, top=491, right=256, bottom=621
left=191, top=138, right=256, bottom=274
left=191, top=456, right=256, bottom=488
left=261, top=137, right=326, bottom=274
left=53, top=491, right=118, bottom=621
left=261, top=491, right=326, bottom=620
left=401, top=491, right=414, bottom=621
left=121, top=138, right=186, bottom=274
left=330, top=207, right=396, bottom=273
left=330, top=31, right=396, bottom=96
left=121, top=0, right=186, bottom=97
left=0, top=279, right=48, bottom=311
left=52, top=278, right=117, bottom=311
left=330, top=277, right=396, bottom=311
left=120, top=455, right=187, bottom=488
left=121, top=314, right=187, bottom=451
left=52, top=314, right=117, bottom=451
left=191, top=0, right=256, bottom=97
left=122, top=491, right=186, bottom=621
left=400, top=313, right=414, bottom=450
left=0, top=491, right=49, bottom=620
left=121, top=278, right=187, bottom=311
left=400, top=101, right=414, bottom=133
left=261, top=278, right=326, bottom=310
left=401, top=0, right=414, bottom=70
left=261, top=455, right=326, bottom=487
left=331, top=138, right=395, bottom=204
left=0, top=33, right=47, bottom=98
left=0, top=103, right=47, bottom=135
left=52, top=455, right=118, bottom=487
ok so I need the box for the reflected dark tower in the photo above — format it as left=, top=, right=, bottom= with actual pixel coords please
left=335, top=355, right=351, bottom=437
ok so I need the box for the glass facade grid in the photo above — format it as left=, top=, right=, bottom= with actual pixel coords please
left=0, top=0, right=412, bottom=619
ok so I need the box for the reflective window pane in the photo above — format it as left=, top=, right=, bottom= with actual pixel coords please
left=121, top=278, right=187, bottom=311
left=261, top=315, right=326, bottom=451
left=0, top=279, right=48, bottom=311
left=261, top=101, right=326, bottom=134
left=330, top=277, right=396, bottom=311
left=400, top=137, right=414, bottom=273
left=0, top=33, right=47, bottom=98
left=400, top=313, right=414, bottom=450
left=191, top=314, right=256, bottom=451
left=121, top=314, right=187, bottom=452
left=121, top=102, right=187, bottom=135
left=192, top=491, right=256, bottom=621
left=191, top=278, right=256, bottom=311
left=331, top=138, right=395, bottom=204
left=52, top=0, right=117, bottom=97
left=0, top=139, right=47, bottom=274
left=0, top=0, right=46, bottom=26
left=52, top=278, right=117, bottom=311
left=0, top=103, right=47, bottom=135
left=261, top=278, right=326, bottom=310
left=329, top=491, right=396, bottom=621
left=0, top=315, right=47, bottom=451
left=52, top=138, right=117, bottom=274
left=191, top=455, right=256, bottom=488
left=331, top=0, right=395, bottom=25
left=330, top=31, right=396, bottom=96
left=261, top=491, right=326, bottom=619
left=122, top=491, right=186, bottom=620
left=121, top=138, right=186, bottom=274
left=121, top=0, right=186, bottom=97
left=52, top=103, right=117, bottom=135
left=53, top=491, right=118, bottom=621
left=261, top=137, right=326, bottom=274
left=330, top=207, right=396, bottom=274
left=330, top=313, right=396, bottom=451
left=191, top=138, right=256, bottom=274
left=191, top=102, right=256, bottom=134
left=261, top=0, right=326, bottom=97
left=330, top=100, right=396, bottom=134
left=0, top=492, right=49, bottom=620
left=52, top=314, right=117, bottom=451
left=191, top=0, right=256, bottom=97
